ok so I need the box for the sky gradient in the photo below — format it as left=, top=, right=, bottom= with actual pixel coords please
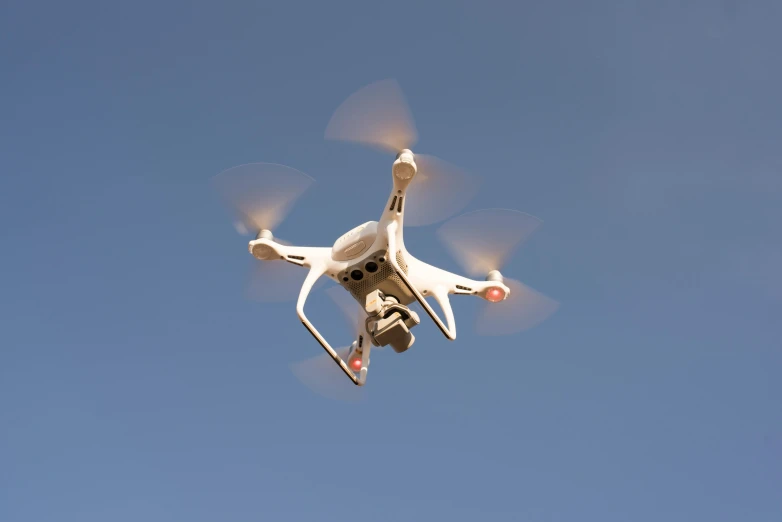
left=2, top=1, right=781, bottom=521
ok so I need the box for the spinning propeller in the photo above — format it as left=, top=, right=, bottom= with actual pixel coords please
left=437, top=209, right=560, bottom=335
left=212, top=163, right=319, bottom=302
left=325, top=78, right=479, bottom=226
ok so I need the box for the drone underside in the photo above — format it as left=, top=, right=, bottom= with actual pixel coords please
left=213, top=79, right=559, bottom=397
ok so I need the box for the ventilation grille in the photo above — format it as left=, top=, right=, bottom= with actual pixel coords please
left=396, top=251, right=408, bottom=273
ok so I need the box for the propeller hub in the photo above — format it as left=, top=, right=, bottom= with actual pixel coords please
left=393, top=149, right=417, bottom=180
left=486, top=270, right=504, bottom=283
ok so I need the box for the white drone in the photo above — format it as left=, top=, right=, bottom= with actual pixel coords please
left=214, top=79, right=559, bottom=393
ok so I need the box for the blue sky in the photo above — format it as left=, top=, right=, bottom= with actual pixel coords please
left=2, top=1, right=781, bottom=520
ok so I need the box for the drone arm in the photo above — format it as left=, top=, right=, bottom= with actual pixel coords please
left=386, top=221, right=457, bottom=340
left=296, top=263, right=366, bottom=386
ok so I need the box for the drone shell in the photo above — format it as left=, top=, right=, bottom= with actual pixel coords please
left=331, top=221, right=379, bottom=261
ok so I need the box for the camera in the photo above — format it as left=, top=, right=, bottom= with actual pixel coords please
left=364, top=290, right=420, bottom=353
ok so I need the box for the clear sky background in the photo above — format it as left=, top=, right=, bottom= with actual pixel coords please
left=2, top=1, right=781, bottom=521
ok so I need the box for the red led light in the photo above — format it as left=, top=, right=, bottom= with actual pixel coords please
left=351, top=358, right=362, bottom=370
left=486, top=287, right=505, bottom=303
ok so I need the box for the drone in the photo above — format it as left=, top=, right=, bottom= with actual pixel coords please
left=213, top=79, right=559, bottom=393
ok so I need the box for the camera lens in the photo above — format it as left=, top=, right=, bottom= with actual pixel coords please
left=365, top=261, right=378, bottom=273
left=350, top=270, right=364, bottom=281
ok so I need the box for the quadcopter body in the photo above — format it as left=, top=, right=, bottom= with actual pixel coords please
left=246, top=149, right=511, bottom=385
left=214, top=80, right=558, bottom=391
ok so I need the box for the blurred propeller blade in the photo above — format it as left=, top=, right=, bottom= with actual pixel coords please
left=246, top=260, right=324, bottom=303
left=476, top=278, right=559, bottom=336
left=290, top=346, right=367, bottom=402
left=325, top=78, right=418, bottom=154
left=404, top=154, right=480, bottom=226
left=213, top=163, right=314, bottom=235
left=326, top=286, right=364, bottom=332
left=324, top=80, right=476, bottom=226
left=436, top=209, right=543, bottom=276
